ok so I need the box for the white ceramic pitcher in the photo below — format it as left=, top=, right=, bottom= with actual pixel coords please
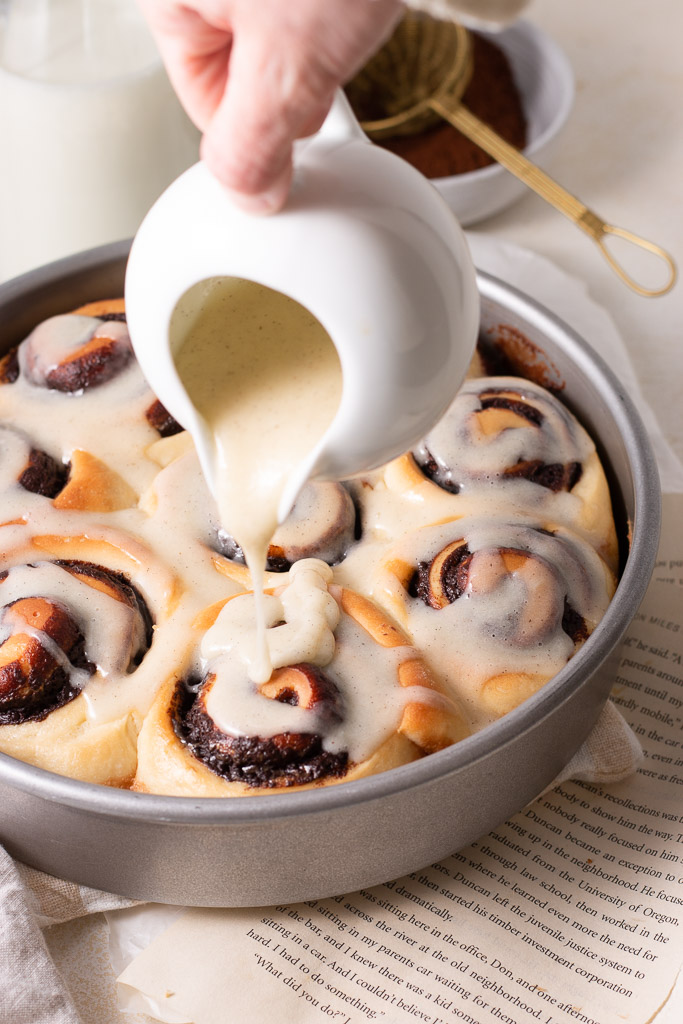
left=125, top=92, right=479, bottom=521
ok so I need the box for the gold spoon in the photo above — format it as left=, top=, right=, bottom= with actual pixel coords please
left=346, top=14, right=676, bottom=298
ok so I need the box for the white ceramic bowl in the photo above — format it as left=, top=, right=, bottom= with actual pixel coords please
left=433, top=19, right=575, bottom=226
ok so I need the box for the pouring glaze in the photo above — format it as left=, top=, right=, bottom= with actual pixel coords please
left=125, top=92, right=479, bottom=521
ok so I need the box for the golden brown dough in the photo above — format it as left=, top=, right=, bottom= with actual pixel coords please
left=70, top=298, right=126, bottom=317
left=53, top=449, right=138, bottom=512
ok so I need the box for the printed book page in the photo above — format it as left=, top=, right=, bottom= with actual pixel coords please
left=118, top=495, right=683, bottom=1024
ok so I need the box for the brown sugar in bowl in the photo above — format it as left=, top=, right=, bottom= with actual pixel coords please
left=374, top=32, right=528, bottom=180
left=382, top=20, right=575, bottom=227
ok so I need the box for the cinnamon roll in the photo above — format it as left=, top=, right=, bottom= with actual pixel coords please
left=379, top=377, right=618, bottom=569
left=18, top=310, right=133, bottom=394
left=69, top=300, right=182, bottom=437
left=373, top=517, right=616, bottom=727
left=0, top=301, right=177, bottom=504
left=0, top=524, right=182, bottom=784
left=214, top=481, right=359, bottom=583
left=134, top=559, right=469, bottom=796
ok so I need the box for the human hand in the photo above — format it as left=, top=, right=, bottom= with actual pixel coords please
left=139, top=0, right=403, bottom=213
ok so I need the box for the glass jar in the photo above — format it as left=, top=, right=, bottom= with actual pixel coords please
left=0, top=0, right=201, bottom=281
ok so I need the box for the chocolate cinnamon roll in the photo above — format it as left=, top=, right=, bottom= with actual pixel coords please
left=374, top=517, right=616, bottom=727
left=381, top=377, right=618, bottom=570
left=215, top=481, right=359, bottom=581
left=72, top=300, right=182, bottom=436
left=0, top=525, right=181, bottom=785
left=0, top=560, right=150, bottom=724
left=18, top=312, right=133, bottom=393
left=1, top=299, right=132, bottom=395
left=134, top=559, right=469, bottom=796
left=0, top=300, right=181, bottom=506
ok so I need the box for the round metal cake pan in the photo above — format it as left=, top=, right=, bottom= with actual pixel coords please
left=0, top=240, right=660, bottom=907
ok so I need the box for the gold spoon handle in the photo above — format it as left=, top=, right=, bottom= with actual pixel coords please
left=430, top=98, right=677, bottom=298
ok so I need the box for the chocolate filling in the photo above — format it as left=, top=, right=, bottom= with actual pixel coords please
left=479, top=393, right=543, bottom=426
left=45, top=336, right=133, bottom=392
left=476, top=329, right=565, bottom=395
left=0, top=348, right=19, bottom=385
left=216, top=531, right=291, bottom=573
left=19, top=448, right=68, bottom=498
left=504, top=459, right=583, bottom=493
left=561, top=599, right=589, bottom=644
left=413, top=448, right=460, bottom=494
left=410, top=544, right=472, bottom=608
left=174, top=664, right=349, bottom=787
left=145, top=399, right=183, bottom=438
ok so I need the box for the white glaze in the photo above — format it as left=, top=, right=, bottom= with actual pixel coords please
left=202, top=560, right=435, bottom=764
left=172, top=276, right=343, bottom=681
left=414, top=375, right=593, bottom=491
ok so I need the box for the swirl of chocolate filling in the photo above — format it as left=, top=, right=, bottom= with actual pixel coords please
left=0, top=560, right=153, bottom=724
left=173, top=663, right=348, bottom=787
left=413, top=380, right=584, bottom=495
left=409, top=534, right=589, bottom=646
